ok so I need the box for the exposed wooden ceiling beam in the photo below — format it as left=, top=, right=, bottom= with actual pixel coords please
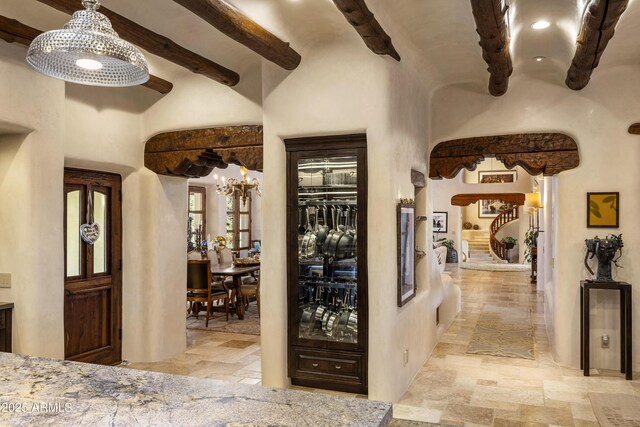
left=469, top=0, right=513, bottom=96
left=332, top=0, right=400, bottom=61
left=430, top=133, right=580, bottom=179
left=36, top=0, right=239, bottom=86
left=628, top=123, right=640, bottom=135
left=566, top=0, right=629, bottom=90
left=0, top=15, right=173, bottom=94
left=145, top=125, right=263, bottom=178
left=171, top=0, right=301, bottom=70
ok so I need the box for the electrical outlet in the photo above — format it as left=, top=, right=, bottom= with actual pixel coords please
left=0, top=273, right=10, bottom=288
left=403, top=349, right=409, bottom=366
left=601, top=334, right=610, bottom=348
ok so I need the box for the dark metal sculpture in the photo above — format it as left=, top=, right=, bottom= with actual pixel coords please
left=584, top=234, right=623, bottom=282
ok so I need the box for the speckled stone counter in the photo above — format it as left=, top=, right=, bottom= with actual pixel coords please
left=0, top=353, right=391, bottom=426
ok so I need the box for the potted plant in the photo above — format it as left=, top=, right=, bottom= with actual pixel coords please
left=502, top=236, right=517, bottom=250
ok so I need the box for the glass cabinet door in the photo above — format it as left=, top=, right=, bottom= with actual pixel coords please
left=296, top=156, right=359, bottom=344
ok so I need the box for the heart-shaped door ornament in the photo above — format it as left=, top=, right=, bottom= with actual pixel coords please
left=79, top=192, right=101, bottom=245
left=80, top=223, right=100, bottom=245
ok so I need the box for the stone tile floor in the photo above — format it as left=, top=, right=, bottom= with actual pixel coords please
left=128, top=330, right=262, bottom=385
left=129, top=267, right=639, bottom=426
left=395, top=267, right=639, bottom=426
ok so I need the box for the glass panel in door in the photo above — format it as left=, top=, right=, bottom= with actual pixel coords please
left=297, top=156, right=358, bottom=344
left=93, top=191, right=108, bottom=275
left=66, top=190, right=82, bottom=278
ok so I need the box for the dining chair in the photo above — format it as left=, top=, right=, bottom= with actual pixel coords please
left=187, top=260, right=229, bottom=326
left=231, top=270, right=260, bottom=316
left=187, top=250, right=202, bottom=260
left=218, top=247, right=234, bottom=264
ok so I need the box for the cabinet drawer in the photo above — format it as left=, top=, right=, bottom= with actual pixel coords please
left=0, top=311, right=4, bottom=330
left=291, top=347, right=364, bottom=380
left=298, top=352, right=359, bottom=375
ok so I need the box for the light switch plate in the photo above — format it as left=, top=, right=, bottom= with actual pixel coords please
left=0, top=273, right=11, bottom=288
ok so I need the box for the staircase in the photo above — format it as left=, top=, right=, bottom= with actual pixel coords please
left=464, top=230, right=494, bottom=263
left=490, top=206, right=519, bottom=261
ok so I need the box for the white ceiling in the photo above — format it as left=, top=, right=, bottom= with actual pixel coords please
left=1, top=0, right=639, bottom=93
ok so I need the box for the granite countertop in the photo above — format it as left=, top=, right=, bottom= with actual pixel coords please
left=0, top=353, right=392, bottom=426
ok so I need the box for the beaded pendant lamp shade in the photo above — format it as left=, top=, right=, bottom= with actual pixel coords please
left=26, top=0, right=149, bottom=87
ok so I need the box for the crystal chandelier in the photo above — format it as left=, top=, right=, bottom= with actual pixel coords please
left=216, top=166, right=261, bottom=206
left=26, top=0, right=149, bottom=87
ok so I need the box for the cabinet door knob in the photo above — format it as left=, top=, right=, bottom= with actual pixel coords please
left=335, top=364, right=342, bottom=370
left=312, top=363, right=319, bottom=367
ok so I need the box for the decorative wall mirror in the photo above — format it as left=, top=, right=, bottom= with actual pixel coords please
left=397, top=203, right=416, bottom=306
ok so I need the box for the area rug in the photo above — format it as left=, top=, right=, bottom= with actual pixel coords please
left=460, top=262, right=530, bottom=272
left=589, top=393, right=640, bottom=427
left=466, top=304, right=534, bottom=360
left=187, top=305, right=261, bottom=336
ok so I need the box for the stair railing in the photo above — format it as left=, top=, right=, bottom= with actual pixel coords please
left=490, top=206, right=519, bottom=261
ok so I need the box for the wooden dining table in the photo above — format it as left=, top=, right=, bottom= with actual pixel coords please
left=210, top=263, right=260, bottom=320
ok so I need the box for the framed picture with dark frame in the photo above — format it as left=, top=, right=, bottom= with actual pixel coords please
left=587, top=192, right=619, bottom=228
left=478, top=170, right=517, bottom=184
left=478, top=200, right=513, bottom=218
left=397, top=203, right=416, bottom=307
left=432, top=211, right=448, bottom=233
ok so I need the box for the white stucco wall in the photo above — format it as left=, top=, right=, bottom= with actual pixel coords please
left=431, top=68, right=640, bottom=371
left=0, top=45, right=65, bottom=358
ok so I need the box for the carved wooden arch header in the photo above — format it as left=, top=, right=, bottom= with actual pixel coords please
left=429, top=133, right=580, bottom=180
left=451, top=193, right=525, bottom=207
left=144, top=125, right=263, bottom=178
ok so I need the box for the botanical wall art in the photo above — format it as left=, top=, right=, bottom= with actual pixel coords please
left=479, top=170, right=517, bottom=184
left=432, top=211, right=448, bottom=233
left=479, top=200, right=514, bottom=218
left=398, top=203, right=416, bottom=306
left=587, top=192, right=619, bottom=228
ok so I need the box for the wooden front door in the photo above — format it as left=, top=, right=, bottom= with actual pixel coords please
left=64, top=169, right=122, bottom=365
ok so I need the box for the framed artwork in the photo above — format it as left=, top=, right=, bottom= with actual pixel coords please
left=478, top=170, right=517, bottom=184
left=397, top=203, right=416, bottom=307
left=479, top=200, right=514, bottom=218
left=432, top=211, right=448, bottom=233
left=587, top=192, right=619, bottom=228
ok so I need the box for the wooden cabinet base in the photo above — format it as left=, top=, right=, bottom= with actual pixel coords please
left=0, top=303, right=13, bottom=353
left=290, top=347, right=367, bottom=394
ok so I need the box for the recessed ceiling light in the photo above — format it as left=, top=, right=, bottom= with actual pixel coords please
left=531, top=20, right=551, bottom=30
left=533, top=56, right=546, bottom=62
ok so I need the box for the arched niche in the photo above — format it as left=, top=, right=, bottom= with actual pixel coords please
left=429, top=133, right=579, bottom=180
